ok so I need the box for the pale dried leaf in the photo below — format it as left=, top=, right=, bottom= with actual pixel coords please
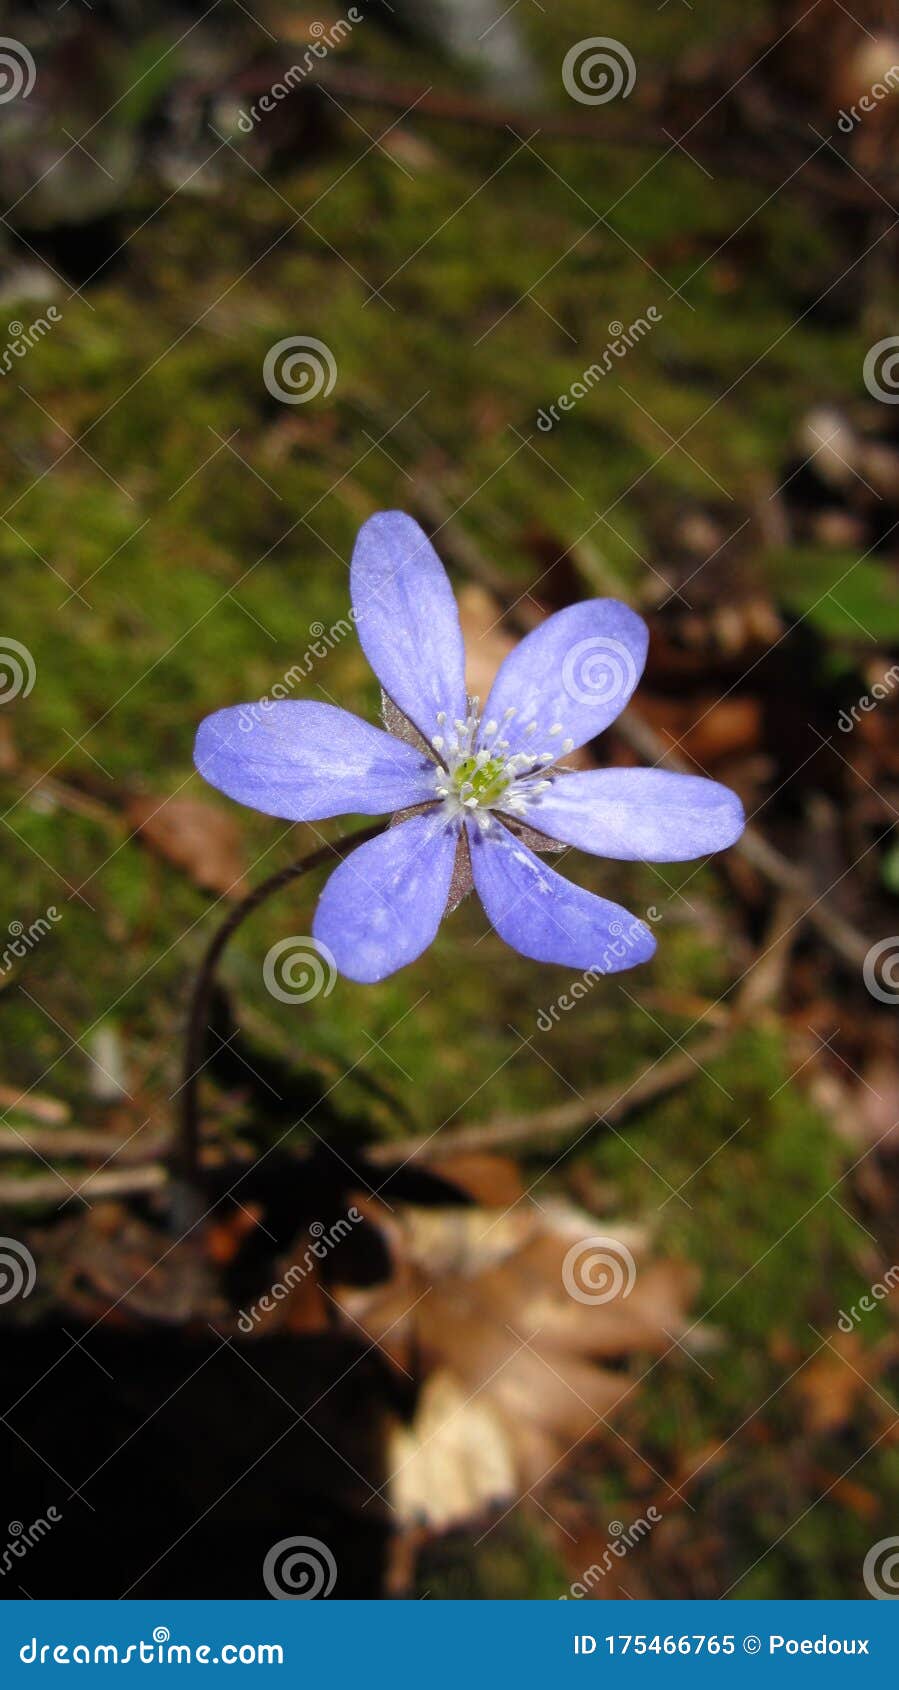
left=388, top=1371, right=515, bottom=1530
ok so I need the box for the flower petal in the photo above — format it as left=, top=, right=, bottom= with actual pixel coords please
left=194, top=701, right=437, bottom=822
left=351, top=511, right=468, bottom=743
left=479, top=601, right=648, bottom=759
left=468, top=818, right=655, bottom=972
left=314, top=810, right=460, bottom=983
left=520, top=768, right=745, bottom=861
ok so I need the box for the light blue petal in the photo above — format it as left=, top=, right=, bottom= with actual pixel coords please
left=351, top=511, right=468, bottom=743
left=313, top=810, right=460, bottom=983
left=194, top=701, right=437, bottom=822
left=518, top=768, right=745, bottom=861
left=468, top=817, right=655, bottom=972
left=479, top=600, right=648, bottom=760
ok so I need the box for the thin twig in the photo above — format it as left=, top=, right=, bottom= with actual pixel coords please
left=0, top=1030, right=730, bottom=1204
left=0, top=1121, right=232, bottom=1162
left=368, top=1029, right=729, bottom=1162
left=0, top=1126, right=159, bottom=1161
left=0, top=1084, right=70, bottom=1124
left=374, top=887, right=800, bottom=1163
left=293, top=66, right=885, bottom=209
left=0, top=1163, right=166, bottom=1208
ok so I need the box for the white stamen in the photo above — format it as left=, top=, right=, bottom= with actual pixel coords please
left=428, top=701, right=577, bottom=828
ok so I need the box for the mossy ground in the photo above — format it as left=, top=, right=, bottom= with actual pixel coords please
left=1, top=0, right=896, bottom=1598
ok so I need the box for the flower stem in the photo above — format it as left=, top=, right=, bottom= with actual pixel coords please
left=175, top=821, right=388, bottom=1189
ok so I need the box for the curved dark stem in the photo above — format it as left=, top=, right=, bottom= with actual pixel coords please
left=174, top=820, right=388, bottom=1190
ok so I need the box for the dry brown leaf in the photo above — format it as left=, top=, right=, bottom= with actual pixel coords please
left=205, top=1204, right=264, bottom=1267
left=271, top=9, right=357, bottom=47
left=826, top=1476, right=880, bottom=1520
left=331, top=1195, right=696, bottom=1530
left=125, top=794, right=248, bottom=897
left=457, top=585, right=592, bottom=769
left=458, top=582, right=517, bottom=701
left=795, top=1332, right=871, bottom=1435
left=429, top=1152, right=524, bottom=1208
left=0, top=716, right=17, bottom=774
left=638, top=693, right=761, bottom=765
left=809, top=1066, right=899, bottom=1154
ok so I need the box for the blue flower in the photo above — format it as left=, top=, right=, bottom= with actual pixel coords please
left=194, top=512, right=745, bottom=983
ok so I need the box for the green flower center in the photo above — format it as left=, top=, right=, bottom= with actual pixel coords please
left=452, top=754, right=510, bottom=808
